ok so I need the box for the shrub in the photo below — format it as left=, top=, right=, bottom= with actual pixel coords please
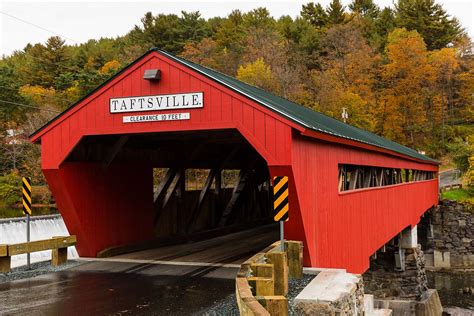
left=0, top=171, right=21, bottom=206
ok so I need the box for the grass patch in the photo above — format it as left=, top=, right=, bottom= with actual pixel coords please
left=441, top=188, right=474, bottom=203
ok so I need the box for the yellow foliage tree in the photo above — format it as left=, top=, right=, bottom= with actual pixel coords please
left=428, top=48, right=459, bottom=125
left=236, top=58, right=280, bottom=93
left=380, top=28, right=431, bottom=147
left=100, top=60, right=121, bottom=75
left=465, top=135, right=474, bottom=187
left=19, top=85, right=64, bottom=110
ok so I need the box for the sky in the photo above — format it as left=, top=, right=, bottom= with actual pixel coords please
left=0, top=0, right=473, bottom=56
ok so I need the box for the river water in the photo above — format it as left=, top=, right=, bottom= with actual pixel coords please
left=427, top=270, right=474, bottom=309
left=0, top=214, right=78, bottom=267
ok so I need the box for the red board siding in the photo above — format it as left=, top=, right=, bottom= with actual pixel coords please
left=35, top=52, right=296, bottom=169
left=287, top=135, right=438, bottom=273
left=44, top=162, right=154, bottom=256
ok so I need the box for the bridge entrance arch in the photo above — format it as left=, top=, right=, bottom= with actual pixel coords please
left=52, top=128, right=279, bottom=257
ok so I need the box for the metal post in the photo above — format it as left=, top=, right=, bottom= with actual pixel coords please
left=280, top=220, right=285, bottom=252
left=26, top=213, right=30, bottom=269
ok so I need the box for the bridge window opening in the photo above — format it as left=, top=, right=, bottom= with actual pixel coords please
left=222, top=169, right=240, bottom=188
left=185, top=169, right=213, bottom=191
left=339, top=164, right=436, bottom=192
left=153, top=168, right=169, bottom=194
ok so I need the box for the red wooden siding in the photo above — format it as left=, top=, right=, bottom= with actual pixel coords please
left=34, top=52, right=296, bottom=170
left=287, top=134, right=438, bottom=273
left=43, top=163, right=154, bottom=256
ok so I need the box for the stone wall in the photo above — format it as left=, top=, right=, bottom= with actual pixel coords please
left=363, top=245, right=429, bottom=300
left=429, top=200, right=474, bottom=268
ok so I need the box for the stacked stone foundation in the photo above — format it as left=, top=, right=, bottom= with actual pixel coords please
left=427, top=200, right=474, bottom=269
left=363, top=245, right=428, bottom=300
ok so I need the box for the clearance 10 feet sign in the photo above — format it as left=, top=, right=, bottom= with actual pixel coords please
left=110, top=92, right=203, bottom=123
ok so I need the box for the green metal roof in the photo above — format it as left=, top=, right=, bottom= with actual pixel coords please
left=158, top=49, right=437, bottom=164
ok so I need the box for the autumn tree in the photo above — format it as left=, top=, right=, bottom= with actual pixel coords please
left=236, top=58, right=280, bottom=93
left=99, top=60, right=121, bottom=75
left=379, top=28, right=431, bottom=146
left=308, top=23, right=378, bottom=130
left=428, top=48, right=459, bottom=150
left=180, top=38, right=238, bottom=75
left=455, top=56, right=474, bottom=124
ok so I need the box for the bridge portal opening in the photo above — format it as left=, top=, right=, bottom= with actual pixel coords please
left=64, top=129, right=275, bottom=252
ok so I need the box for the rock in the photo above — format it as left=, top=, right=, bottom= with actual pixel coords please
left=443, top=306, right=473, bottom=315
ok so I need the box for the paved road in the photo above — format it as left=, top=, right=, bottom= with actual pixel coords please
left=0, top=224, right=279, bottom=315
left=439, top=169, right=461, bottom=188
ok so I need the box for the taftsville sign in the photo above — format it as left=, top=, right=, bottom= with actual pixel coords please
left=110, top=92, right=203, bottom=113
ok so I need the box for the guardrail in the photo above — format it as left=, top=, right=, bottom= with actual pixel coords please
left=0, top=235, right=76, bottom=273
left=440, top=183, right=463, bottom=192
left=236, top=240, right=303, bottom=316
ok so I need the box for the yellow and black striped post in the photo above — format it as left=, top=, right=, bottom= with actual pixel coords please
left=22, top=177, right=32, bottom=216
left=273, top=176, right=289, bottom=222
left=22, top=176, right=32, bottom=269
left=273, top=176, right=289, bottom=251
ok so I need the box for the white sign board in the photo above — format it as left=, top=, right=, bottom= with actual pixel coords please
left=110, top=92, right=203, bottom=113
left=123, top=112, right=190, bottom=123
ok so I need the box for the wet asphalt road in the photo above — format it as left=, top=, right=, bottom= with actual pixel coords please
left=0, top=263, right=237, bottom=315
left=0, top=225, right=279, bottom=315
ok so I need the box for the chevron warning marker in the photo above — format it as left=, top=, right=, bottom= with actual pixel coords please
left=273, top=176, right=289, bottom=222
left=22, top=177, right=32, bottom=216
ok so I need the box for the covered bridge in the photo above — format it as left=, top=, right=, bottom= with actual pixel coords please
left=30, top=48, right=438, bottom=273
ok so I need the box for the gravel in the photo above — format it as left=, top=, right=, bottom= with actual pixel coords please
left=288, top=274, right=315, bottom=315
left=0, top=260, right=84, bottom=284
left=202, top=273, right=315, bottom=315
left=202, top=292, right=239, bottom=315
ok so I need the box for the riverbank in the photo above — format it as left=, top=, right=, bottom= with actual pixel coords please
left=0, top=205, right=58, bottom=219
left=422, top=200, right=474, bottom=312
left=427, top=270, right=474, bottom=312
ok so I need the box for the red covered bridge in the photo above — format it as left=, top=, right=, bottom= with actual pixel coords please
left=30, top=48, right=438, bottom=273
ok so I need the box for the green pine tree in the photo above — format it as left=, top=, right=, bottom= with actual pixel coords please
left=349, top=0, right=380, bottom=19
left=395, top=0, right=464, bottom=50
left=301, top=2, right=328, bottom=28
left=326, top=0, right=346, bottom=25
